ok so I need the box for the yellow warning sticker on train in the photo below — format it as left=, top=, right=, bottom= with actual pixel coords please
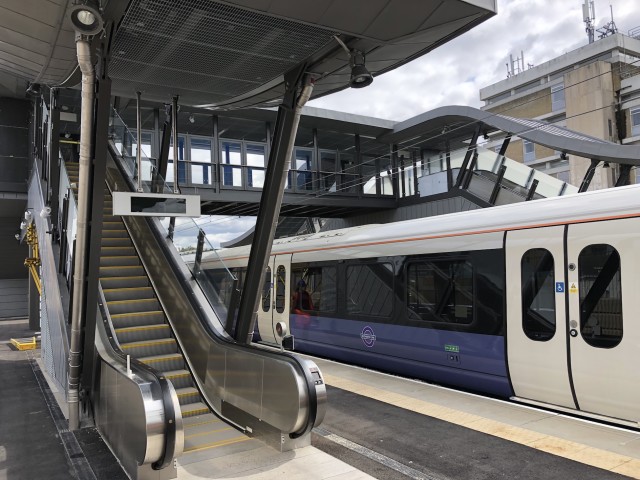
left=569, top=282, right=578, bottom=294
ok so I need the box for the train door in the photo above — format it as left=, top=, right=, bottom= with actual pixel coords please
left=505, top=226, right=575, bottom=408
left=565, top=219, right=639, bottom=422
left=255, top=254, right=291, bottom=345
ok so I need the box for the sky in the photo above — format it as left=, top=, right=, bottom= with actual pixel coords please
left=194, top=0, right=640, bottom=248
left=308, top=0, right=640, bottom=121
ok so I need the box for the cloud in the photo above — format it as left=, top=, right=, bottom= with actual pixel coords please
left=308, top=0, right=638, bottom=120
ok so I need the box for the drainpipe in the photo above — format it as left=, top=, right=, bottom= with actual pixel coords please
left=68, top=36, right=95, bottom=430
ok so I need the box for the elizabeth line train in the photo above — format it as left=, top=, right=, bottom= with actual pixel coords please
left=203, top=184, right=640, bottom=427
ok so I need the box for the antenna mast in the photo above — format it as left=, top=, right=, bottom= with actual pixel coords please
left=583, top=0, right=595, bottom=43
left=596, top=4, right=618, bottom=39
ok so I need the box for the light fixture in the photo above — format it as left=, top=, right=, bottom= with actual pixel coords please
left=603, top=161, right=610, bottom=168
left=69, top=2, right=104, bottom=35
left=333, top=36, right=373, bottom=89
left=188, top=114, right=195, bottom=124
left=26, top=83, right=40, bottom=96
left=483, top=131, right=490, bottom=140
left=560, top=152, right=568, bottom=160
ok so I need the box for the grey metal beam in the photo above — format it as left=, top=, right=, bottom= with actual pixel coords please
left=48, top=88, right=61, bottom=228
left=489, top=164, right=507, bottom=205
left=525, top=179, right=539, bottom=201
left=578, top=159, right=600, bottom=193
left=498, top=134, right=511, bottom=156
left=615, top=164, right=632, bottom=187
left=234, top=64, right=309, bottom=343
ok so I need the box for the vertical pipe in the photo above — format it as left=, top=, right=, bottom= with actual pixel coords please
left=136, top=91, right=143, bottom=192
left=68, top=37, right=95, bottom=431
left=171, top=95, right=179, bottom=193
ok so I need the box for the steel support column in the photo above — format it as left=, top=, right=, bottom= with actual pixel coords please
left=578, top=159, right=600, bottom=192
left=234, top=65, right=310, bottom=343
left=489, top=164, right=507, bottom=205
left=454, top=125, right=481, bottom=188
left=49, top=88, right=61, bottom=227
left=498, top=134, right=511, bottom=156
left=445, top=141, right=453, bottom=191
left=526, top=179, right=539, bottom=201
left=79, top=48, right=112, bottom=418
left=615, top=164, right=632, bottom=187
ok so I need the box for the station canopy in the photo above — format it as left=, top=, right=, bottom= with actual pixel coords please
left=0, top=0, right=497, bottom=108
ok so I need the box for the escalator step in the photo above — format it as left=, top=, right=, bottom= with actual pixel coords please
left=103, top=286, right=154, bottom=301
left=182, top=413, right=222, bottom=431
left=106, top=298, right=160, bottom=315
left=163, top=369, right=193, bottom=389
left=100, top=255, right=140, bottom=267
left=175, top=387, right=200, bottom=405
left=120, top=338, right=177, bottom=357
left=100, top=265, right=145, bottom=277
left=110, top=310, right=165, bottom=328
left=115, top=323, right=170, bottom=343
left=100, top=275, right=149, bottom=289
left=181, top=402, right=210, bottom=418
left=138, top=353, right=184, bottom=371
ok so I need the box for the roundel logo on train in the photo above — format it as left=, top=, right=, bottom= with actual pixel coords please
left=360, top=326, right=376, bottom=348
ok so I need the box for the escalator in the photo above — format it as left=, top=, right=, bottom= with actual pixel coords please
left=66, top=162, right=258, bottom=457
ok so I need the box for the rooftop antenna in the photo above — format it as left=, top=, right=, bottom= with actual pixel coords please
left=583, top=0, right=595, bottom=43
left=506, top=50, right=526, bottom=78
left=596, top=4, right=618, bottom=39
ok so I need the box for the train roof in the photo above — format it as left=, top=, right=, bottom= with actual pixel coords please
left=210, top=184, right=640, bottom=260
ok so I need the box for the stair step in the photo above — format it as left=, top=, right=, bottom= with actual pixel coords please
left=181, top=402, right=210, bottom=418
left=100, top=255, right=140, bottom=267
left=106, top=298, right=161, bottom=315
left=138, top=352, right=184, bottom=372
left=103, top=286, right=154, bottom=301
left=183, top=415, right=224, bottom=435
left=100, top=246, right=136, bottom=257
left=101, top=237, right=132, bottom=247
left=175, top=387, right=201, bottom=405
left=102, top=229, right=128, bottom=238
left=163, top=369, right=193, bottom=389
left=100, top=275, right=149, bottom=289
left=100, top=265, right=145, bottom=277
left=120, top=338, right=177, bottom=357
left=114, top=323, right=170, bottom=343
left=183, top=430, right=250, bottom=454
left=110, top=310, right=165, bottom=329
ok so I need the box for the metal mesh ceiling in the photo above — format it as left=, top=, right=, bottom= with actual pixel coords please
left=110, top=0, right=337, bottom=105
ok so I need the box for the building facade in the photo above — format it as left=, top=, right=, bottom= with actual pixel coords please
left=479, top=33, right=640, bottom=189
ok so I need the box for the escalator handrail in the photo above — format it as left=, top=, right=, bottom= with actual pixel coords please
left=97, top=282, right=181, bottom=468
left=107, top=141, right=321, bottom=438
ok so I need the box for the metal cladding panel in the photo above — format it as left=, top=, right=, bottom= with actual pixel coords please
left=110, top=0, right=337, bottom=104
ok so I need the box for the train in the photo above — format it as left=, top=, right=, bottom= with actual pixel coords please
left=201, top=184, right=640, bottom=427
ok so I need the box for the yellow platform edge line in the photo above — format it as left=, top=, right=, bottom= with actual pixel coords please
left=10, top=337, right=38, bottom=350
left=322, top=374, right=640, bottom=478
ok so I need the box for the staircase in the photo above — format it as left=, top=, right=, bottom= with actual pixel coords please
left=65, top=162, right=254, bottom=456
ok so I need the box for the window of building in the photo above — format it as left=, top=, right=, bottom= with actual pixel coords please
left=246, top=143, right=266, bottom=188
left=523, top=140, right=535, bottom=163
left=521, top=249, right=556, bottom=341
left=346, top=263, right=394, bottom=317
left=578, top=244, right=622, bottom=348
left=190, top=137, right=212, bottom=185
left=631, top=107, right=640, bottom=136
left=407, top=260, right=473, bottom=324
left=220, top=140, right=242, bottom=187
left=292, top=266, right=337, bottom=313
left=551, top=84, right=565, bottom=111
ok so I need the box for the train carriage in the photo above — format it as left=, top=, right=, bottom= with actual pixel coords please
left=202, top=184, right=640, bottom=427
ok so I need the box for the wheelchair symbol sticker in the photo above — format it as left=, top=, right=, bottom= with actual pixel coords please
left=555, top=282, right=565, bottom=293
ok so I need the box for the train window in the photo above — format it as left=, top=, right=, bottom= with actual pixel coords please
left=521, top=249, right=556, bottom=341
left=262, top=267, right=271, bottom=312
left=275, top=265, right=286, bottom=314
left=407, top=260, right=473, bottom=324
left=346, top=263, right=393, bottom=317
left=578, top=244, right=622, bottom=348
left=292, top=266, right=337, bottom=313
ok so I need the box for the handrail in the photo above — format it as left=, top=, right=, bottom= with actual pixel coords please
left=97, top=279, right=183, bottom=469
left=107, top=130, right=325, bottom=440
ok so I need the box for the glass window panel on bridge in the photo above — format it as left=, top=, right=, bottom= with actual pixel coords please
left=319, top=151, right=336, bottom=192
left=189, top=136, right=213, bottom=186
left=338, top=152, right=358, bottom=194
left=289, top=148, right=314, bottom=191
left=246, top=143, right=266, bottom=189
left=220, top=140, right=242, bottom=188
left=167, top=135, right=186, bottom=184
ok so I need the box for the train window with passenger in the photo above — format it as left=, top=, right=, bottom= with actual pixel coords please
left=521, top=249, right=556, bottom=341
left=407, top=260, right=473, bottom=324
left=262, top=267, right=271, bottom=312
left=346, top=263, right=393, bottom=317
left=292, top=266, right=336, bottom=313
left=578, top=244, right=623, bottom=348
left=275, top=265, right=286, bottom=314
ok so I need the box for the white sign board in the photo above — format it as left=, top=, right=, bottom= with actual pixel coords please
left=112, top=192, right=201, bottom=217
